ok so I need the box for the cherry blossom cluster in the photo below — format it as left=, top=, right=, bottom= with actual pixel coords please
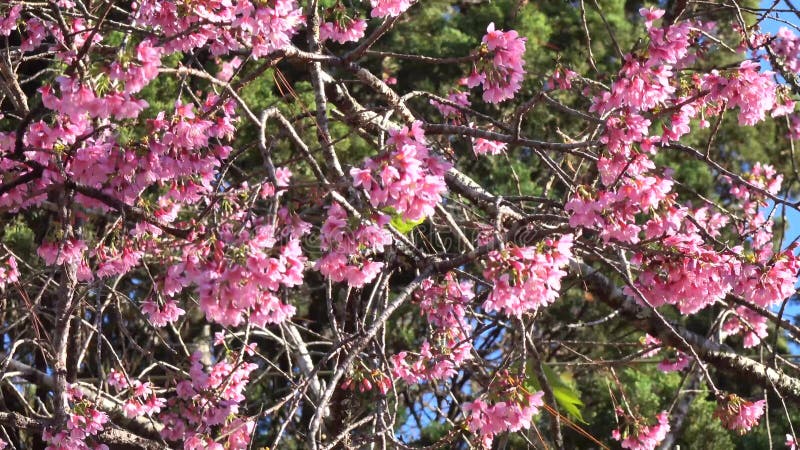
left=141, top=298, right=185, bottom=327
left=727, top=164, right=800, bottom=309
left=340, top=368, right=392, bottom=394
left=639, top=334, right=662, bottom=358
left=134, top=0, right=303, bottom=58
left=0, top=5, right=22, bottom=36
left=95, top=246, right=144, bottom=279
left=162, top=210, right=308, bottom=327
left=37, top=239, right=92, bottom=281
left=564, top=8, right=799, bottom=325
left=14, top=70, right=236, bottom=216
left=109, top=39, right=163, bottom=95
left=566, top=175, right=675, bottom=244
left=351, top=121, right=449, bottom=221
left=40, top=76, right=148, bottom=121
left=462, top=374, right=544, bottom=449
left=771, top=27, right=800, bottom=73
left=482, top=234, right=573, bottom=316
left=546, top=66, right=578, bottom=91
left=392, top=274, right=475, bottom=383
left=369, top=0, right=414, bottom=18
left=722, top=306, right=769, bottom=348
left=624, top=231, right=736, bottom=314
left=714, top=394, right=766, bottom=434
left=622, top=169, right=798, bottom=317
left=611, top=410, right=670, bottom=450
left=316, top=203, right=393, bottom=287
left=567, top=11, right=698, bottom=246
left=43, top=386, right=109, bottom=450
left=657, top=351, right=690, bottom=373
left=472, top=136, right=507, bottom=156
left=638, top=335, right=691, bottom=372
left=465, top=23, right=527, bottom=103
left=319, top=14, right=367, bottom=44
left=158, top=350, right=257, bottom=448
left=0, top=254, right=19, bottom=291
left=108, top=369, right=166, bottom=419
left=38, top=238, right=144, bottom=283
left=701, top=61, right=780, bottom=126
left=430, top=91, right=471, bottom=120
left=1, top=0, right=799, bottom=447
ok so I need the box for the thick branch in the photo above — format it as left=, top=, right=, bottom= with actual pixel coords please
left=0, top=411, right=167, bottom=449
left=573, top=262, right=800, bottom=404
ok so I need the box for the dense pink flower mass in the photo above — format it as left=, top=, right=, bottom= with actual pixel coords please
left=320, top=18, right=367, bottom=44
left=482, top=234, right=573, bottom=316
left=612, top=411, right=670, bottom=450
left=468, top=23, right=527, bottom=103
left=701, top=60, right=778, bottom=126
left=134, top=0, right=303, bottom=57
left=370, top=0, right=413, bottom=17
left=392, top=273, right=475, bottom=383
left=158, top=351, right=257, bottom=448
left=2, top=0, right=800, bottom=448
left=316, top=203, right=392, bottom=287
left=463, top=384, right=544, bottom=448
left=351, top=121, right=449, bottom=221
left=715, top=396, right=766, bottom=434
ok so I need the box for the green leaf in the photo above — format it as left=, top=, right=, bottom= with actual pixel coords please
left=543, top=365, right=587, bottom=424
left=527, top=364, right=587, bottom=424
left=386, top=209, right=424, bottom=234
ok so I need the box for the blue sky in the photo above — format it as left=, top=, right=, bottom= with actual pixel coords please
left=758, top=0, right=800, bottom=349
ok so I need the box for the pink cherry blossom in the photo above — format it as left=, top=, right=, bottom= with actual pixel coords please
left=463, top=388, right=544, bottom=448
left=482, top=234, right=574, bottom=316
left=0, top=5, right=21, bottom=36
left=472, top=137, right=507, bottom=155
left=658, top=352, right=690, bottom=373
left=470, top=23, right=527, bottom=103
left=613, top=411, right=670, bottom=450
left=715, top=395, right=765, bottom=434
left=370, top=0, right=413, bottom=18
left=141, top=298, right=185, bottom=327
left=351, top=121, right=449, bottom=221
left=320, top=18, right=367, bottom=44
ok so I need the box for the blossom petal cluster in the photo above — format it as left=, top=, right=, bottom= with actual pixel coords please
left=612, top=411, right=671, bottom=450
left=43, top=386, right=110, bottom=450
left=466, top=23, right=527, bottom=103
left=316, top=203, right=392, bottom=287
left=391, top=273, right=475, bottom=383
left=351, top=121, right=449, bottom=221
left=162, top=211, right=308, bottom=327
left=722, top=306, right=769, bottom=348
left=135, top=0, right=304, bottom=58
left=463, top=389, right=544, bottom=448
left=715, top=395, right=766, bottom=434
left=482, top=234, right=573, bottom=316
left=370, top=0, right=414, bottom=18
left=320, top=18, right=367, bottom=44
left=158, top=350, right=257, bottom=448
